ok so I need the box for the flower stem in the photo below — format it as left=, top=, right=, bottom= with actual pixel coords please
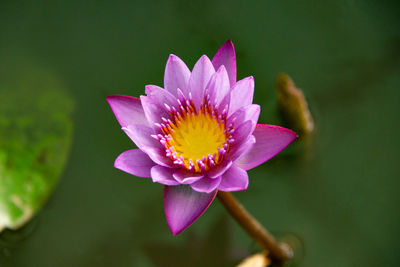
left=217, top=191, right=293, bottom=264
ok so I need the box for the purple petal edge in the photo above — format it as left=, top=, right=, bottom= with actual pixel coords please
left=190, top=176, right=222, bottom=193
left=188, top=55, right=215, bottom=110
left=218, top=164, right=248, bottom=191
left=106, top=95, right=148, bottom=127
left=212, top=40, right=237, bottom=86
left=173, top=169, right=204, bottom=184
left=164, top=185, right=217, bottom=235
left=164, top=54, right=191, bottom=97
left=235, top=124, right=298, bottom=170
left=206, top=65, right=230, bottom=107
left=228, top=76, right=255, bottom=116
left=151, top=165, right=180, bottom=185
left=114, top=149, right=155, bottom=178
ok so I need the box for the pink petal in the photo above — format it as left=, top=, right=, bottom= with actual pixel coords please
left=164, top=185, right=217, bottom=235
left=206, top=160, right=232, bottom=178
left=236, top=124, right=298, bottom=170
left=114, top=149, right=155, bottom=178
left=206, top=66, right=230, bottom=106
left=140, top=95, right=170, bottom=131
left=228, top=104, right=260, bottom=132
left=122, top=124, right=160, bottom=150
left=106, top=95, right=148, bottom=127
left=145, top=84, right=178, bottom=108
left=228, top=76, right=255, bottom=116
left=151, top=165, right=180, bottom=186
left=173, top=169, right=204, bottom=184
left=212, top=40, right=236, bottom=86
left=218, top=164, right=249, bottom=191
left=229, top=135, right=256, bottom=162
left=164, top=54, right=191, bottom=97
left=217, top=90, right=230, bottom=113
left=231, top=120, right=254, bottom=145
left=142, top=146, right=173, bottom=168
left=190, top=176, right=222, bottom=193
left=188, top=55, right=215, bottom=109
left=224, top=121, right=255, bottom=165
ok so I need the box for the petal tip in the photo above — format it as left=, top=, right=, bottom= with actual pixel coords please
left=106, top=95, right=114, bottom=107
left=215, top=64, right=227, bottom=74
left=218, top=40, right=235, bottom=57
left=222, top=40, right=235, bottom=50
left=212, top=41, right=237, bottom=86
left=168, top=54, right=180, bottom=62
left=113, top=153, right=123, bottom=168
left=163, top=186, right=217, bottom=235
left=106, top=95, right=147, bottom=128
left=284, top=127, right=299, bottom=141
left=105, top=95, right=113, bottom=102
left=199, top=54, right=210, bottom=61
left=168, top=222, right=185, bottom=235
left=105, top=94, right=126, bottom=105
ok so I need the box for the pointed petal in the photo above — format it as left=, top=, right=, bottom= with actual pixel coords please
left=151, top=165, right=180, bottom=185
left=142, top=146, right=173, bottom=168
left=229, top=135, right=256, bottom=162
left=122, top=124, right=160, bottom=149
left=145, top=84, right=178, bottom=108
left=228, top=104, right=260, bottom=129
left=114, top=149, right=155, bottom=178
left=164, top=54, right=191, bottom=97
left=212, top=40, right=236, bottom=86
left=231, top=120, right=254, bottom=145
left=218, top=164, right=249, bottom=191
left=217, top=89, right=230, bottom=114
left=228, top=76, right=255, bottom=116
left=207, top=160, right=232, bottom=178
left=173, top=169, right=204, bottom=184
left=236, top=124, right=298, bottom=170
left=190, top=176, right=222, bottom=193
left=106, top=95, right=148, bottom=127
left=206, top=65, right=230, bottom=106
left=140, top=95, right=170, bottom=131
left=226, top=120, right=255, bottom=163
left=188, top=55, right=215, bottom=109
left=164, top=185, right=217, bottom=235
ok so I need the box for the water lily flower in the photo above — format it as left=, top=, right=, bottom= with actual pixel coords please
left=107, top=41, right=297, bottom=235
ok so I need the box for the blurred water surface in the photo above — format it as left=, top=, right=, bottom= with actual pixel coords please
left=0, top=0, right=399, bottom=266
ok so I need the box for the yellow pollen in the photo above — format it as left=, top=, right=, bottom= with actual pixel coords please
left=160, top=102, right=230, bottom=172
left=173, top=112, right=224, bottom=158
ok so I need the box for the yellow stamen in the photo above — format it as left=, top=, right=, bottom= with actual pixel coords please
left=160, top=101, right=230, bottom=172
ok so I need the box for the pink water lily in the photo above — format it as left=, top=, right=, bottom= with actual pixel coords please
left=107, top=41, right=297, bottom=235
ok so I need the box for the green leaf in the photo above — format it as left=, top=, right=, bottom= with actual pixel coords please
left=0, top=64, right=74, bottom=232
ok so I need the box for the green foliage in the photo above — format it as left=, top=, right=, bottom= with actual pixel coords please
left=0, top=66, right=74, bottom=231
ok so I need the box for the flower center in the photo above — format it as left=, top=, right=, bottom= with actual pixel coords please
left=154, top=96, right=232, bottom=172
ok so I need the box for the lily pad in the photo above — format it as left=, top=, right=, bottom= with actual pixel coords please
left=0, top=65, right=74, bottom=232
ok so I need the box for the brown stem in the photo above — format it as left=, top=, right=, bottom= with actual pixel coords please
left=217, top=191, right=293, bottom=264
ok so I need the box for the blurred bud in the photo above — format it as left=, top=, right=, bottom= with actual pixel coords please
left=237, top=252, right=270, bottom=267
left=276, top=73, right=314, bottom=135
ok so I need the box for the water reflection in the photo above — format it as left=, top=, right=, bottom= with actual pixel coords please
left=143, top=216, right=243, bottom=267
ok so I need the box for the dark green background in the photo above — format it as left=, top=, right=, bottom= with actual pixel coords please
left=1, top=0, right=399, bottom=266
